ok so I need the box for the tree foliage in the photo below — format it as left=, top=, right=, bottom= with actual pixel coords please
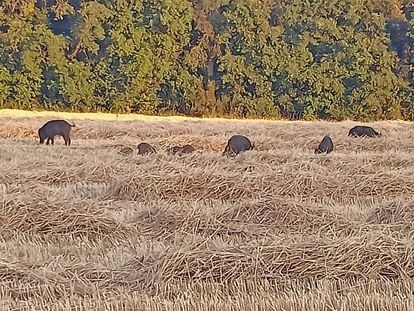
left=0, top=0, right=413, bottom=120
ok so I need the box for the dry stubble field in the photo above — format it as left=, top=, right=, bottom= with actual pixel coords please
left=0, top=110, right=414, bottom=310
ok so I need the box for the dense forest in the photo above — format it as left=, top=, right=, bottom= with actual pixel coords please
left=0, top=0, right=413, bottom=120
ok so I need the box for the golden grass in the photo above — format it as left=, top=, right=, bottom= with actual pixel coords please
left=1, top=111, right=414, bottom=310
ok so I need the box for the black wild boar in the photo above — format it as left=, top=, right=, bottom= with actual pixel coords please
left=137, top=142, right=156, bottom=155
left=38, top=120, right=75, bottom=145
left=314, top=135, right=334, bottom=154
left=223, top=135, right=253, bottom=156
left=348, top=126, right=381, bottom=138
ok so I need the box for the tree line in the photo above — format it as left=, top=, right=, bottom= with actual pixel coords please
left=0, top=0, right=413, bottom=120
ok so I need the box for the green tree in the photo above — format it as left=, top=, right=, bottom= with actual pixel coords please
left=102, top=0, right=194, bottom=114
left=0, top=0, right=412, bottom=120
left=216, top=0, right=282, bottom=118
left=0, top=0, right=40, bottom=108
left=276, top=0, right=408, bottom=120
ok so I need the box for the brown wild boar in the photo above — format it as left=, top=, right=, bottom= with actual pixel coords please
left=181, top=144, right=195, bottom=154
left=167, top=144, right=195, bottom=155
left=119, top=147, right=134, bottom=155
left=167, top=146, right=182, bottom=155
left=137, top=142, right=156, bottom=155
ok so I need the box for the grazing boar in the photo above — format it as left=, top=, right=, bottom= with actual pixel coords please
left=168, top=144, right=195, bottom=155
left=137, top=142, right=156, bottom=155
left=119, top=147, right=133, bottom=155
left=348, top=126, right=381, bottom=138
left=314, top=135, right=334, bottom=154
left=38, top=120, right=75, bottom=146
left=223, top=135, right=253, bottom=156
left=167, top=146, right=182, bottom=155
left=181, top=144, right=195, bottom=154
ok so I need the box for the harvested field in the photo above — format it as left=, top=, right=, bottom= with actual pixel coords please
left=0, top=110, right=414, bottom=310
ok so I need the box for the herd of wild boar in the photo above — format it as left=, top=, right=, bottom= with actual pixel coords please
left=37, top=119, right=383, bottom=156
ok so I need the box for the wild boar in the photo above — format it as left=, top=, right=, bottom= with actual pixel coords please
left=223, top=135, right=253, bottom=156
left=314, top=135, right=334, bottom=154
left=38, top=120, right=75, bottom=146
left=167, top=146, right=182, bottom=155
left=167, top=144, right=195, bottom=155
left=119, top=147, right=134, bottom=155
left=180, top=144, right=195, bottom=154
left=137, top=142, right=156, bottom=155
left=348, top=126, right=381, bottom=138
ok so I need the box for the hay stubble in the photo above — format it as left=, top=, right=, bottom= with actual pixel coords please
left=0, top=114, right=414, bottom=310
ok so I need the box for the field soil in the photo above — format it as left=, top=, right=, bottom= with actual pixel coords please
left=0, top=112, right=414, bottom=310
